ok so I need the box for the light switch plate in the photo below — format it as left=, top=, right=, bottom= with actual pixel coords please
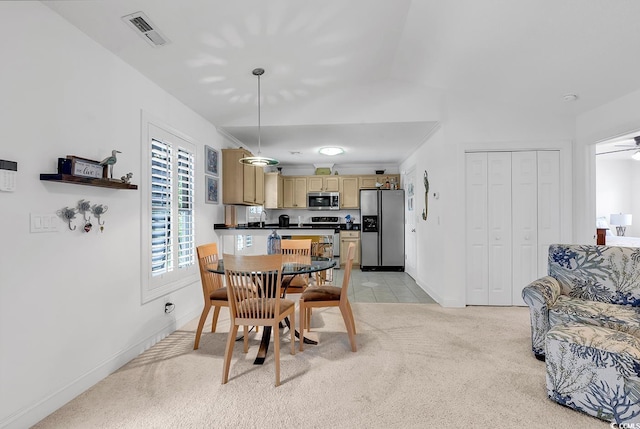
left=30, top=213, right=59, bottom=233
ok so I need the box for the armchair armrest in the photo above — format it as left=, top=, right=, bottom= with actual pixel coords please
left=523, top=276, right=561, bottom=308
left=522, top=276, right=562, bottom=359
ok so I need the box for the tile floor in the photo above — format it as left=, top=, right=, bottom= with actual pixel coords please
left=328, top=259, right=437, bottom=304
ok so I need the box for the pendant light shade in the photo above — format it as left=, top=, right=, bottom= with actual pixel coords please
left=239, top=68, right=279, bottom=166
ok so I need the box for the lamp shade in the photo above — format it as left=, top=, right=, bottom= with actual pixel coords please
left=610, top=213, right=633, bottom=226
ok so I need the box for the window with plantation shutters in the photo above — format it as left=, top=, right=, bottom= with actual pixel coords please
left=141, top=113, right=198, bottom=303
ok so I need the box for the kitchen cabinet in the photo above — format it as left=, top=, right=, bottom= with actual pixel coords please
left=264, top=172, right=283, bottom=209
left=283, top=176, right=307, bottom=208
left=307, top=176, right=339, bottom=192
left=339, top=177, right=359, bottom=208
left=222, top=148, right=264, bottom=205
left=359, top=174, right=400, bottom=189
left=340, top=231, right=361, bottom=267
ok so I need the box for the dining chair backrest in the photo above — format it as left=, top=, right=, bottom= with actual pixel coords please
left=340, top=242, right=356, bottom=301
left=281, top=239, right=311, bottom=263
left=194, top=242, right=228, bottom=349
left=223, top=253, right=284, bottom=323
left=281, top=239, right=312, bottom=288
left=197, top=243, right=223, bottom=298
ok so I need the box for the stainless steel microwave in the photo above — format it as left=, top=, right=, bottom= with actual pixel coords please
left=307, top=192, right=340, bottom=210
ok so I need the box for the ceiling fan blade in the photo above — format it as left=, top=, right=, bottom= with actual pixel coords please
left=597, top=147, right=638, bottom=155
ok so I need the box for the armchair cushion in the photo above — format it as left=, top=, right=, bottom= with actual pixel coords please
left=549, top=295, right=640, bottom=337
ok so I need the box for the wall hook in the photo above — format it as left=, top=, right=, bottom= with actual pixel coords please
left=57, top=206, right=77, bottom=231
left=91, top=203, right=108, bottom=227
left=77, top=199, right=92, bottom=222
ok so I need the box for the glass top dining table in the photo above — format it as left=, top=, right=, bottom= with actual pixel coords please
left=205, top=255, right=336, bottom=276
left=205, top=255, right=336, bottom=364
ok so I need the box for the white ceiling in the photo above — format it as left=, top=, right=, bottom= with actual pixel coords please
left=43, top=0, right=640, bottom=167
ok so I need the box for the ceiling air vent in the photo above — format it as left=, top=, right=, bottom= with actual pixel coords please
left=121, top=12, right=170, bottom=47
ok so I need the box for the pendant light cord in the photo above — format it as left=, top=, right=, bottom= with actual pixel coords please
left=257, top=72, right=261, bottom=155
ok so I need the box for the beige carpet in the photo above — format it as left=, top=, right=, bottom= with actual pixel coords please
left=33, top=303, right=607, bottom=428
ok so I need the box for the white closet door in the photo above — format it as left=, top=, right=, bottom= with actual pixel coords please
left=512, top=151, right=538, bottom=305
left=487, top=152, right=512, bottom=305
left=466, top=153, right=489, bottom=305
left=537, top=151, right=561, bottom=277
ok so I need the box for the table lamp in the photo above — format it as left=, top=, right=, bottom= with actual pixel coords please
left=610, top=213, right=632, bottom=236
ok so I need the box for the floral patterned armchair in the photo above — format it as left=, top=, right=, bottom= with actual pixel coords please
left=522, top=244, right=640, bottom=360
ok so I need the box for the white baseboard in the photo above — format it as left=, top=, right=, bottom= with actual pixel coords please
left=415, top=278, right=465, bottom=308
left=1, top=307, right=200, bottom=429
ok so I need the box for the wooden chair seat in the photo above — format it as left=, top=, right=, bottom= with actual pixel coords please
left=209, top=287, right=229, bottom=301
left=299, top=286, right=341, bottom=301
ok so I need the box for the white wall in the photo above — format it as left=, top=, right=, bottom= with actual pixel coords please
left=0, top=3, right=224, bottom=428
left=400, top=126, right=447, bottom=303
left=402, top=92, right=575, bottom=307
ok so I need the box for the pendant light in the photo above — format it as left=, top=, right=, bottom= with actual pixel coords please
left=239, top=68, right=279, bottom=167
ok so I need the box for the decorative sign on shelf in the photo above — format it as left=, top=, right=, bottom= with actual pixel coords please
left=59, top=156, right=106, bottom=179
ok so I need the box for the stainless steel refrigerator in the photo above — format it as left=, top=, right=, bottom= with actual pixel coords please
left=360, top=189, right=405, bottom=271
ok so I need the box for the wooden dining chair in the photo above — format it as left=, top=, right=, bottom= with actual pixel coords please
left=194, top=243, right=229, bottom=350
left=299, top=242, right=357, bottom=352
left=281, top=239, right=312, bottom=294
left=222, top=253, right=295, bottom=386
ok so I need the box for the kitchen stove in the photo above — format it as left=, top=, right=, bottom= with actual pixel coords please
left=310, top=216, right=341, bottom=261
left=309, top=216, right=341, bottom=230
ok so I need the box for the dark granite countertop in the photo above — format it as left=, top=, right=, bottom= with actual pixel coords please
left=214, top=223, right=360, bottom=230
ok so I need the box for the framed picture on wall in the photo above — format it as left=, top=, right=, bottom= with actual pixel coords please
left=205, top=145, right=219, bottom=176
left=206, top=175, right=219, bottom=204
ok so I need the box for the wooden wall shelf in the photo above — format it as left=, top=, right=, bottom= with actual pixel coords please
left=40, top=174, right=138, bottom=190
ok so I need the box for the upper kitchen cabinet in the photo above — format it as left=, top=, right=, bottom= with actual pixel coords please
left=264, top=172, right=283, bottom=209
left=340, top=176, right=359, bottom=208
left=222, top=148, right=265, bottom=205
left=359, top=174, right=400, bottom=189
left=283, top=176, right=307, bottom=208
left=307, top=176, right=339, bottom=192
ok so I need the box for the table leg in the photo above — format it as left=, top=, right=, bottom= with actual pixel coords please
left=284, top=317, right=317, bottom=345
left=253, top=318, right=315, bottom=365
left=253, top=326, right=272, bottom=365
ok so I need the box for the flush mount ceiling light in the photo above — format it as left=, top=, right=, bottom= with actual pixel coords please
left=239, top=68, right=278, bottom=167
left=563, top=93, right=579, bottom=102
left=319, top=147, right=344, bottom=156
